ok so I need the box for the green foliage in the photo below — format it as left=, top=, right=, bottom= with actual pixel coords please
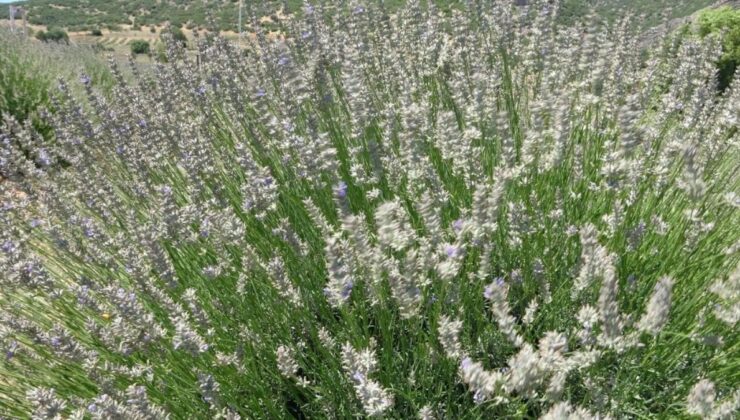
left=90, top=28, right=103, bottom=36
left=35, top=28, right=69, bottom=44
left=130, top=39, right=151, bottom=55
left=697, top=6, right=740, bottom=91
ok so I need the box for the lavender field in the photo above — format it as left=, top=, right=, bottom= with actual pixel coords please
left=0, top=1, right=739, bottom=418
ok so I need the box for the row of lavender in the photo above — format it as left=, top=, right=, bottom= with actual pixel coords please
left=1, top=0, right=738, bottom=418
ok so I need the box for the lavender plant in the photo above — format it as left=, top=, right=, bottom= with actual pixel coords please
left=1, top=1, right=739, bottom=418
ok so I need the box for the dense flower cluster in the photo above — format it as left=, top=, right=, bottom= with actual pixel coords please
left=0, top=0, right=738, bottom=418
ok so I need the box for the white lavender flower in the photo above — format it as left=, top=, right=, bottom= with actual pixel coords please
left=573, top=224, right=610, bottom=297
left=709, top=263, right=739, bottom=327
left=437, top=315, right=463, bottom=359
left=636, top=276, right=674, bottom=336
left=540, top=401, right=609, bottom=419
left=484, top=278, right=524, bottom=347
left=276, top=345, right=299, bottom=378
left=507, top=343, right=544, bottom=396
left=596, top=256, right=624, bottom=349
left=459, top=357, right=505, bottom=404
left=197, top=373, right=221, bottom=410
left=318, top=327, right=337, bottom=349
left=687, top=379, right=716, bottom=418
left=341, top=342, right=394, bottom=416
left=172, top=315, right=209, bottom=355
left=387, top=266, right=422, bottom=318
left=523, top=298, right=539, bottom=325
left=324, top=234, right=355, bottom=307
left=265, top=256, right=303, bottom=307
left=576, top=305, right=600, bottom=345
left=375, top=200, right=415, bottom=252
left=418, top=405, right=435, bottom=420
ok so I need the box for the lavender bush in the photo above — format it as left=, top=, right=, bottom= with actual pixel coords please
left=1, top=1, right=739, bottom=418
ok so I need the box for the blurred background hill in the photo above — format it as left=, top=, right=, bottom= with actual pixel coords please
left=0, top=0, right=729, bottom=34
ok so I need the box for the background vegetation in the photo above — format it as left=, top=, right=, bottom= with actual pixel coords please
left=698, top=6, right=740, bottom=91
left=6, top=0, right=723, bottom=32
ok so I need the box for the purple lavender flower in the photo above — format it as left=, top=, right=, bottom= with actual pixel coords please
left=461, top=357, right=473, bottom=370
left=256, top=88, right=266, bottom=98
left=453, top=219, right=464, bottom=232
left=335, top=181, right=348, bottom=198
left=341, top=281, right=353, bottom=298
left=1, top=241, right=15, bottom=254
left=5, top=341, right=17, bottom=360
left=80, top=74, right=91, bottom=86
left=473, top=390, right=485, bottom=405
left=445, top=245, right=459, bottom=258
left=483, top=284, right=495, bottom=300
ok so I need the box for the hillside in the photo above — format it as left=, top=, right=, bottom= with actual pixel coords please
left=4, top=0, right=722, bottom=33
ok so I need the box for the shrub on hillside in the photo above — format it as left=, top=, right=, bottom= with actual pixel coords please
left=35, top=28, right=69, bottom=44
left=130, top=39, right=150, bottom=55
left=90, top=28, right=103, bottom=36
